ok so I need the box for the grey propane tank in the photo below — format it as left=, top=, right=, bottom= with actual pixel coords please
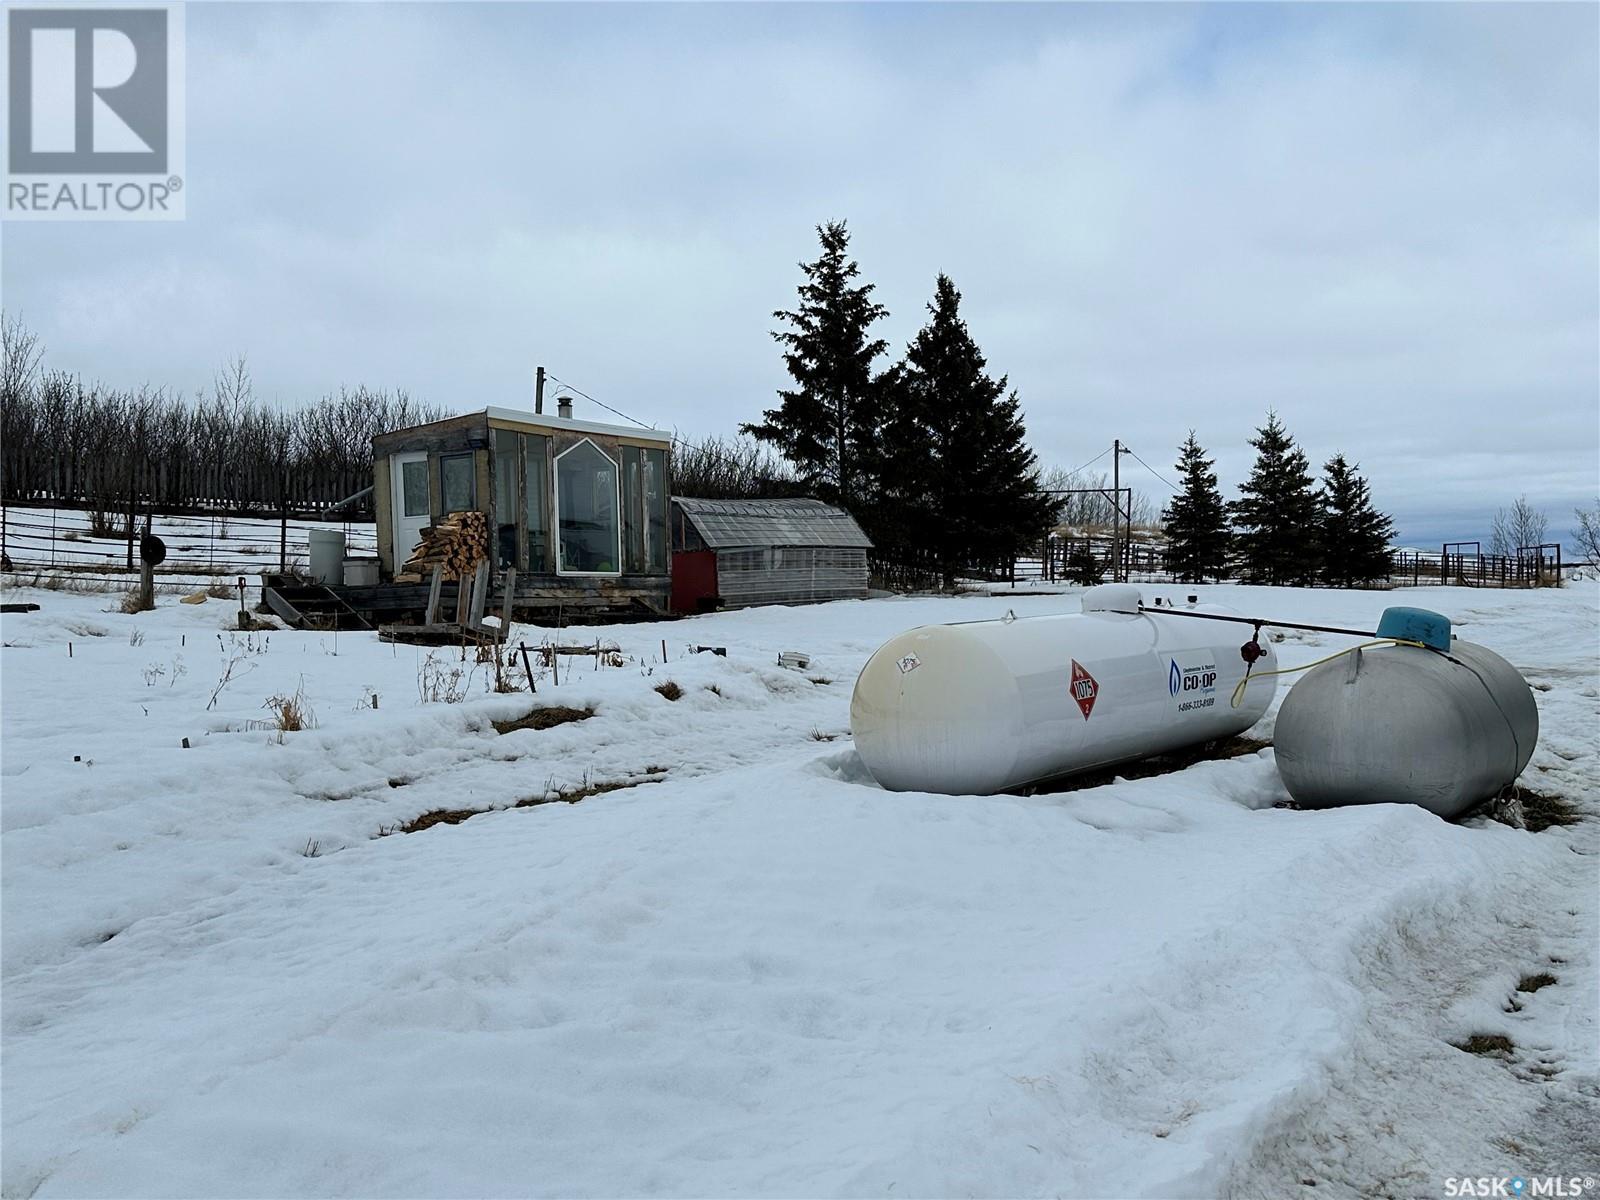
left=1273, top=608, right=1538, bottom=819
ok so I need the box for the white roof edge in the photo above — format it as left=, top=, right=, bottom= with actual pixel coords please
left=484, top=405, right=672, bottom=445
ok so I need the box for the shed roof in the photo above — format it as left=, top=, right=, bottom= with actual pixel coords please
left=673, top=497, right=873, bottom=550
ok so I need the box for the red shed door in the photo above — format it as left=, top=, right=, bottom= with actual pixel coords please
left=671, top=550, right=718, bottom=613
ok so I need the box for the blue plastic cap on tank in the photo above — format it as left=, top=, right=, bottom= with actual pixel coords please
left=1376, top=606, right=1451, bottom=651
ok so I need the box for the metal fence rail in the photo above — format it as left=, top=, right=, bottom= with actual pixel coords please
left=1, top=503, right=376, bottom=580
left=876, top=535, right=1572, bottom=592
left=4, top=504, right=1576, bottom=594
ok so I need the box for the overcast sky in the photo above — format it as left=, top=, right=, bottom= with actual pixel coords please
left=4, top=1, right=1596, bottom=547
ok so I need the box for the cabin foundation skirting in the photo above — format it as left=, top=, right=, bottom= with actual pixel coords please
left=323, top=571, right=671, bottom=626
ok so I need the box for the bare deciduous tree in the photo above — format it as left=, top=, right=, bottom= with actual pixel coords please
left=1490, top=495, right=1549, bottom=557
left=670, top=434, right=797, bottom=499
left=1573, top=500, right=1600, bottom=565
left=0, top=315, right=452, bottom=516
left=1039, top=465, right=1157, bottom=532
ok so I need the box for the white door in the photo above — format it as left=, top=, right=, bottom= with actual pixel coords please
left=390, top=452, right=430, bottom=566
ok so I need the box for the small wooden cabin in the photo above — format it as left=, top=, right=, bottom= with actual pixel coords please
left=371, top=407, right=672, bottom=620
left=670, top=497, right=872, bottom=612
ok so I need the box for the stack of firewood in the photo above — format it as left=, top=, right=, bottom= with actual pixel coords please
left=396, top=510, right=489, bottom=581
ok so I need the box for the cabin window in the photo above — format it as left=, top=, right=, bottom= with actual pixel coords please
left=621, top=447, right=644, bottom=573
left=492, top=429, right=519, bottom=568
left=440, top=453, right=476, bottom=514
left=400, top=459, right=428, bottom=517
left=555, top=439, right=620, bottom=575
left=644, top=446, right=668, bottom=573
left=523, top=433, right=550, bottom=571
left=620, top=444, right=668, bottom=574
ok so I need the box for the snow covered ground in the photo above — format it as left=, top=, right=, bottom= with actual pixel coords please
left=1, top=579, right=1595, bottom=1199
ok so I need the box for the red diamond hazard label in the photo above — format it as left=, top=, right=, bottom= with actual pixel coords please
left=1070, top=659, right=1098, bottom=720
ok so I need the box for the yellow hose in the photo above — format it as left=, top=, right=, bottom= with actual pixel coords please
left=1231, top=639, right=1430, bottom=708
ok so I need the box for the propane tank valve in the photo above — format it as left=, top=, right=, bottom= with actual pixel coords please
left=1240, top=624, right=1266, bottom=665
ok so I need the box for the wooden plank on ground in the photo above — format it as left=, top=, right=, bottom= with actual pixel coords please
left=469, top=560, right=490, bottom=630
left=499, top=568, right=517, bottom=641
left=454, top=564, right=472, bottom=625
left=425, top=563, right=443, bottom=624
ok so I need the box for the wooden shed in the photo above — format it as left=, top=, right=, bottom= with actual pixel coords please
left=670, top=497, right=872, bottom=612
left=367, top=406, right=672, bottom=621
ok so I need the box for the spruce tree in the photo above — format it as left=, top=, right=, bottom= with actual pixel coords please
left=879, top=274, right=1058, bottom=587
left=1318, top=453, right=1395, bottom=586
left=1160, top=431, right=1230, bottom=582
left=743, top=221, right=887, bottom=508
left=1064, top=541, right=1103, bottom=585
left=1230, top=412, right=1322, bottom=585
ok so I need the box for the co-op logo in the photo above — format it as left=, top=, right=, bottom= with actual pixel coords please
left=1169, top=659, right=1217, bottom=697
left=5, top=6, right=184, bottom=219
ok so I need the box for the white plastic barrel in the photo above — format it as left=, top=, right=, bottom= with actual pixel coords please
left=343, top=556, right=379, bottom=587
left=850, top=584, right=1277, bottom=794
left=307, top=528, right=345, bottom=585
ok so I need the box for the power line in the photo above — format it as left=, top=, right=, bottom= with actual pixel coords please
left=1063, top=446, right=1112, bottom=476
left=544, top=374, right=657, bottom=431
left=1123, top=446, right=1181, bottom=493
left=542, top=375, right=718, bottom=456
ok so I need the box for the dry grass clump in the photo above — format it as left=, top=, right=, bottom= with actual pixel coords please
left=1518, top=788, right=1583, bottom=833
left=387, top=771, right=664, bottom=836
left=1516, top=971, right=1557, bottom=994
left=418, top=651, right=468, bottom=704
left=523, top=777, right=638, bottom=806
left=119, top=587, right=154, bottom=614
left=206, top=580, right=237, bottom=600
left=654, top=680, right=683, bottom=702
left=264, top=682, right=316, bottom=732
left=14, top=571, right=116, bottom=593
left=1454, top=1033, right=1515, bottom=1058
left=399, top=807, right=485, bottom=834
left=491, top=705, right=593, bottom=735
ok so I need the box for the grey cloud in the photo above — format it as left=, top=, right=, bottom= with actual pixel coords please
left=3, top=2, right=1595, bottom=545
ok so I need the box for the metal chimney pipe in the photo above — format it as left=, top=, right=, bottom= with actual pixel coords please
left=557, top=395, right=573, bottom=419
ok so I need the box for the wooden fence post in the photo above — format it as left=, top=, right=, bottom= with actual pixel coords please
left=518, top=641, right=537, bottom=693
left=136, top=513, right=154, bottom=610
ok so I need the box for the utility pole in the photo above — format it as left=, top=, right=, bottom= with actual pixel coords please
left=535, top=366, right=546, bottom=415
left=1112, top=438, right=1122, bottom=583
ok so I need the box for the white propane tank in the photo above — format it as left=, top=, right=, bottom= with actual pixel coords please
left=850, top=584, right=1277, bottom=794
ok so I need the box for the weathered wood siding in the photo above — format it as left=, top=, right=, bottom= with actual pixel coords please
left=713, top=547, right=869, bottom=608
left=373, top=456, right=394, bottom=575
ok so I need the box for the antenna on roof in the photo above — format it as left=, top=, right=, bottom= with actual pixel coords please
left=535, top=366, right=546, bottom=414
